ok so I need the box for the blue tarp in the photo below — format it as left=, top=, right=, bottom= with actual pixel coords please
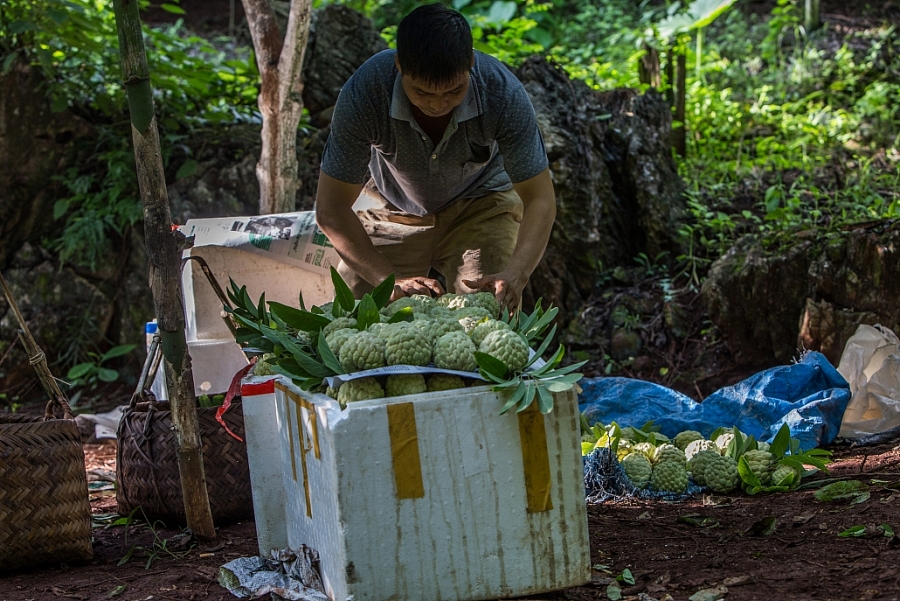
left=578, top=351, right=851, bottom=450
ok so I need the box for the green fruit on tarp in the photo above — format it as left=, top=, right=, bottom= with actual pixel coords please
left=651, top=461, right=689, bottom=493
left=703, top=454, right=741, bottom=493
left=673, top=430, right=704, bottom=451
left=687, top=449, right=719, bottom=486
left=621, top=452, right=652, bottom=489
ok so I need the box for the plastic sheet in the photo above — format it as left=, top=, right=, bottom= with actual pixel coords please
left=837, top=324, right=900, bottom=438
left=578, top=351, right=850, bottom=451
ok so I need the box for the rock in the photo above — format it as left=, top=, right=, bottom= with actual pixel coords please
left=610, top=327, right=643, bottom=361
left=703, top=222, right=900, bottom=366
left=516, top=58, right=686, bottom=319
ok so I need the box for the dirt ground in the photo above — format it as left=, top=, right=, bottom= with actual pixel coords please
left=3, top=438, right=900, bottom=601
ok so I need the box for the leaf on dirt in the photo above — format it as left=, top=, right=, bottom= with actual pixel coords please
left=637, top=511, right=652, bottom=520
left=106, top=584, right=127, bottom=597
left=792, top=513, right=816, bottom=525
left=743, top=516, right=777, bottom=537
left=606, top=582, right=623, bottom=600
left=722, top=575, right=752, bottom=586
left=592, top=563, right=613, bottom=573
left=849, top=491, right=871, bottom=505
left=814, top=480, right=869, bottom=502
left=616, top=568, right=635, bottom=585
left=689, top=585, right=728, bottom=601
left=838, top=525, right=867, bottom=537
left=678, top=514, right=720, bottom=528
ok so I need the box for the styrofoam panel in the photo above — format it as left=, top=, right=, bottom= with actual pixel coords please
left=274, top=380, right=591, bottom=601
left=183, top=245, right=333, bottom=341
left=241, top=376, right=288, bottom=556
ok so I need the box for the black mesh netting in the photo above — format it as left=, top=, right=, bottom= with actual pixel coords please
left=583, top=448, right=706, bottom=503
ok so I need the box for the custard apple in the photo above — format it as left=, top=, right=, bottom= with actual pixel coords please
left=687, top=449, right=720, bottom=486
left=621, top=452, right=652, bottom=489
left=366, top=322, right=390, bottom=339
left=651, top=461, right=689, bottom=493
left=453, top=306, right=492, bottom=322
left=470, top=319, right=510, bottom=347
left=324, top=328, right=357, bottom=358
left=703, top=454, right=741, bottom=493
left=337, top=377, right=384, bottom=404
left=426, top=374, right=466, bottom=391
left=428, top=306, right=453, bottom=319
left=325, top=385, right=337, bottom=399
left=756, top=441, right=770, bottom=452
left=339, top=331, right=386, bottom=372
left=322, top=317, right=358, bottom=336
left=436, top=293, right=463, bottom=308
left=632, top=442, right=657, bottom=462
left=433, top=331, right=477, bottom=371
left=253, top=353, right=277, bottom=376
left=432, top=317, right=466, bottom=339
left=772, top=463, right=801, bottom=488
left=653, top=444, right=687, bottom=467
left=742, top=449, right=776, bottom=485
left=616, top=439, right=634, bottom=462
left=470, top=291, right=501, bottom=319
left=479, top=329, right=530, bottom=372
left=673, top=430, right=704, bottom=451
left=458, top=315, right=487, bottom=334
left=383, top=324, right=432, bottom=366
left=385, top=374, right=427, bottom=397
left=684, top=438, right=717, bottom=461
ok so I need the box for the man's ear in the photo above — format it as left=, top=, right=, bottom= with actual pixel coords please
left=394, top=54, right=402, bottom=74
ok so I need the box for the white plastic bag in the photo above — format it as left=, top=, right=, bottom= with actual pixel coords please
left=837, top=324, right=900, bottom=438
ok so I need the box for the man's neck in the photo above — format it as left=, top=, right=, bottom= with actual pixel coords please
left=412, top=105, right=453, bottom=145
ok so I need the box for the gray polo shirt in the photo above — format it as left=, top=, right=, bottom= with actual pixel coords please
left=320, top=49, right=548, bottom=216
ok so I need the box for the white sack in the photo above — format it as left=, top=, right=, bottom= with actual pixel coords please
left=837, top=324, right=900, bottom=438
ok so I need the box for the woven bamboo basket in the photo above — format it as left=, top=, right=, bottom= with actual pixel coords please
left=116, top=399, right=253, bottom=525
left=0, top=412, right=93, bottom=571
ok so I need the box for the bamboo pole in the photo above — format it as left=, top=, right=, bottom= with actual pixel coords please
left=111, top=0, right=216, bottom=541
left=0, top=272, right=73, bottom=419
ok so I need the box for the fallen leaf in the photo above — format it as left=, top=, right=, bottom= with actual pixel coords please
left=689, top=585, right=728, bottom=601
left=722, top=575, right=752, bottom=587
left=607, top=582, right=623, bottom=600
left=744, top=516, right=777, bottom=537
left=792, top=514, right=815, bottom=525
left=637, top=511, right=653, bottom=520
left=678, top=514, right=719, bottom=528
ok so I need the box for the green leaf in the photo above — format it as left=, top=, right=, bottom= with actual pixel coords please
left=475, top=351, right=510, bottom=379
left=606, top=583, right=622, bottom=601
left=880, top=524, right=895, bottom=538
left=744, top=516, right=777, bottom=536
left=536, top=383, right=554, bottom=414
left=769, top=423, right=791, bottom=459
left=516, top=382, right=537, bottom=413
left=100, top=344, right=137, bottom=362
left=67, top=363, right=94, bottom=379
left=97, top=368, right=119, bottom=382
left=370, top=274, right=396, bottom=308
left=387, top=307, right=414, bottom=323
left=160, top=3, right=186, bottom=14
left=175, top=159, right=198, bottom=180
left=523, top=324, right=557, bottom=369
left=9, top=20, right=35, bottom=34
left=356, top=295, right=381, bottom=330
left=814, top=480, right=869, bottom=502
left=738, top=455, right=762, bottom=489
left=331, top=266, right=356, bottom=312
left=838, top=525, right=867, bottom=538
left=268, top=302, right=331, bottom=332
left=317, top=335, right=345, bottom=375
left=499, top=380, right=528, bottom=414
left=617, top=568, right=635, bottom=585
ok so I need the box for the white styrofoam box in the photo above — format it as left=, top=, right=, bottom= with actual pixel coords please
left=177, top=211, right=336, bottom=395
left=182, top=245, right=333, bottom=342
left=241, top=376, right=288, bottom=556
left=273, top=378, right=591, bottom=601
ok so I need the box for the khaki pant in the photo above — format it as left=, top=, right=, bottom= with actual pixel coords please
left=338, top=181, right=523, bottom=297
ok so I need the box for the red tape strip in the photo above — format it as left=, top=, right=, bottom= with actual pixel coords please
left=216, top=358, right=257, bottom=443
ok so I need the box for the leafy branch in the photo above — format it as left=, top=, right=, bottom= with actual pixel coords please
left=475, top=301, right=586, bottom=415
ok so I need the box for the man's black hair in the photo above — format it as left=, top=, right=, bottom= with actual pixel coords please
left=396, top=4, right=473, bottom=87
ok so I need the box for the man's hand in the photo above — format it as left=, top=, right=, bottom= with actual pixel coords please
left=462, top=269, right=528, bottom=312
left=392, top=276, right=444, bottom=301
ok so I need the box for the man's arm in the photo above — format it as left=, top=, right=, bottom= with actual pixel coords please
left=462, top=167, right=556, bottom=311
left=315, top=173, right=444, bottom=299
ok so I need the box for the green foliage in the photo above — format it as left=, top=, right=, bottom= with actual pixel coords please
left=66, top=343, right=137, bottom=389
left=2, top=0, right=259, bottom=270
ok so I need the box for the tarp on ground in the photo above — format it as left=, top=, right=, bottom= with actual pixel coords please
left=578, top=351, right=851, bottom=450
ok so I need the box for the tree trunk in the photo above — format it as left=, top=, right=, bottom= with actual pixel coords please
left=241, top=0, right=313, bottom=215
left=111, top=0, right=216, bottom=541
left=804, top=0, right=821, bottom=33
left=638, top=44, right=661, bottom=88
left=674, top=52, right=687, bottom=157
